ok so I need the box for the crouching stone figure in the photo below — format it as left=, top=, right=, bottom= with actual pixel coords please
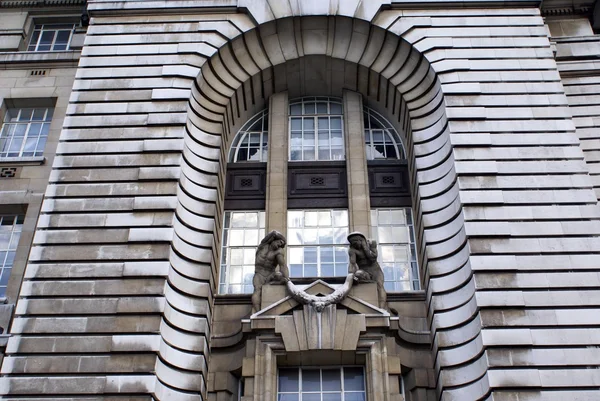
left=347, top=232, right=387, bottom=310
left=252, top=230, right=289, bottom=313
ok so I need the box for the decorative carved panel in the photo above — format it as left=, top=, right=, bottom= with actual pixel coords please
left=225, top=162, right=267, bottom=210
left=367, top=160, right=411, bottom=207
left=288, top=161, right=347, bottom=208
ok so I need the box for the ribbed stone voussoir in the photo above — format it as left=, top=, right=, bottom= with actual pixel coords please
left=159, top=320, right=207, bottom=354
left=164, top=285, right=210, bottom=319
left=154, top=360, right=205, bottom=399
left=168, top=268, right=210, bottom=298
left=158, top=339, right=207, bottom=375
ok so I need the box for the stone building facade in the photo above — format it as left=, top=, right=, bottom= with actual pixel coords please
left=0, top=0, right=599, bottom=400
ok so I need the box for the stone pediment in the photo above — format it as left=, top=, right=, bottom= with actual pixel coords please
left=243, top=281, right=390, bottom=351
left=251, top=280, right=389, bottom=318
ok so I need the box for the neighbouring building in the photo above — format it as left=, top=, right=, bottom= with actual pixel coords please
left=0, top=0, right=599, bottom=400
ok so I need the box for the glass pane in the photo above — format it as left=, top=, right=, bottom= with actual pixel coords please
left=28, top=30, right=40, bottom=50
left=321, top=263, right=334, bottom=276
left=0, top=268, right=11, bottom=285
left=230, top=213, right=246, bottom=228
left=39, top=30, right=55, bottom=46
left=290, top=104, right=302, bottom=115
left=330, top=103, right=342, bottom=114
left=0, top=235, right=10, bottom=249
left=331, top=148, right=344, bottom=160
left=322, top=394, right=342, bottom=401
left=303, top=149, right=315, bottom=160
left=229, top=230, right=244, bottom=246
left=288, top=211, right=303, bottom=228
left=318, top=149, right=330, bottom=160
left=290, top=264, right=303, bottom=277
left=291, top=118, right=302, bottom=130
left=288, top=229, right=302, bottom=245
left=321, top=247, right=333, bottom=263
left=305, top=211, right=318, bottom=227
left=302, top=369, right=320, bottom=391
left=318, top=211, right=331, bottom=227
left=243, top=249, right=254, bottom=264
left=303, top=229, right=318, bottom=244
left=343, top=368, right=364, bottom=391
left=304, top=118, right=314, bottom=130
left=344, top=394, right=365, bottom=401
left=302, top=395, right=320, bottom=401
left=279, top=369, right=299, bottom=392
left=318, top=228, right=333, bottom=244
left=289, top=247, right=303, bottom=263
left=304, top=247, right=317, bottom=264
left=279, top=395, right=299, bottom=401
left=13, top=124, right=27, bottom=137
left=304, top=264, right=317, bottom=276
left=230, top=249, right=243, bottom=265
left=31, top=109, right=46, bottom=121
left=55, top=30, right=71, bottom=46
left=318, top=117, right=329, bottom=130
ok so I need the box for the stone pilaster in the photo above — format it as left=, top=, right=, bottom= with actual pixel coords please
left=266, top=91, right=289, bottom=234
left=343, top=90, right=371, bottom=234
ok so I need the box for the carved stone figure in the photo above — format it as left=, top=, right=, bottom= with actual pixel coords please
left=252, top=230, right=289, bottom=312
left=347, top=232, right=387, bottom=310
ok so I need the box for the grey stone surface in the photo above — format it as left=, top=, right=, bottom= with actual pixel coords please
left=0, top=1, right=599, bottom=401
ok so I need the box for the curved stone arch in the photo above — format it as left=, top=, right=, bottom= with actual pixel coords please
left=161, top=15, right=487, bottom=401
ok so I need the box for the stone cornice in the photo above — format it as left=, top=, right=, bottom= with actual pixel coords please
left=0, top=0, right=85, bottom=7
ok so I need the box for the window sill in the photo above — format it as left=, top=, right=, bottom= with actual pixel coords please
left=0, top=50, right=81, bottom=66
left=0, top=156, right=45, bottom=166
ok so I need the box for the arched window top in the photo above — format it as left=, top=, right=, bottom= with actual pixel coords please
left=363, top=107, right=405, bottom=160
left=229, top=109, right=269, bottom=163
left=289, top=97, right=343, bottom=116
left=289, top=97, right=344, bottom=161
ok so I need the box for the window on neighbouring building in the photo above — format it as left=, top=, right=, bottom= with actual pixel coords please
left=370, top=208, right=420, bottom=291
left=287, top=209, right=349, bottom=278
left=278, top=367, right=366, bottom=401
left=364, top=107, right=405, bottom=160
left=219, top=211, right=266, bottom=294
left=0, top=215, right=24, bottom=297
left=289, top=97, right=344, bottom=161
left=229, top=109, right=269, bottom=163
left=0, top=107, right=53, bottom=158
left=27, top=24, right=75, bottom=51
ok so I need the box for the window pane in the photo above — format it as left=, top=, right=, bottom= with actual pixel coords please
left=39, top=30, right=55, bottom=47
left=287, top=209, right=348, bottom=277
left=279, top=368, right=364, bottom=401
left=302, top=370, right=320, bottom=391
left=279, top=369, right=299, bottom=392
left=230, top=109, right=269, bottom=162
left=343, top=368, right=365, bottom=391
left=289, top=98, right=344, bottom=161
left=219, top=211, right=265, bottom=294
left=322, top=369, right=341, bottom=391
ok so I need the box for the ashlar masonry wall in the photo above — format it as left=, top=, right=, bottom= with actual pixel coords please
left=0, top=1, right=599, bottom=401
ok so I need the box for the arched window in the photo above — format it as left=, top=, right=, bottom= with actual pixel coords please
left=229, top=109, right=269, bottom=163
left=289, top=97, right=344, bottom=161
left=363, top=107, right=405, bottom=160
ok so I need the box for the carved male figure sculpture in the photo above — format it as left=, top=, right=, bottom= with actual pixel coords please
left=252, top=231, right=289, bottom=313
left=347, top=232, right=387, bottom=310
